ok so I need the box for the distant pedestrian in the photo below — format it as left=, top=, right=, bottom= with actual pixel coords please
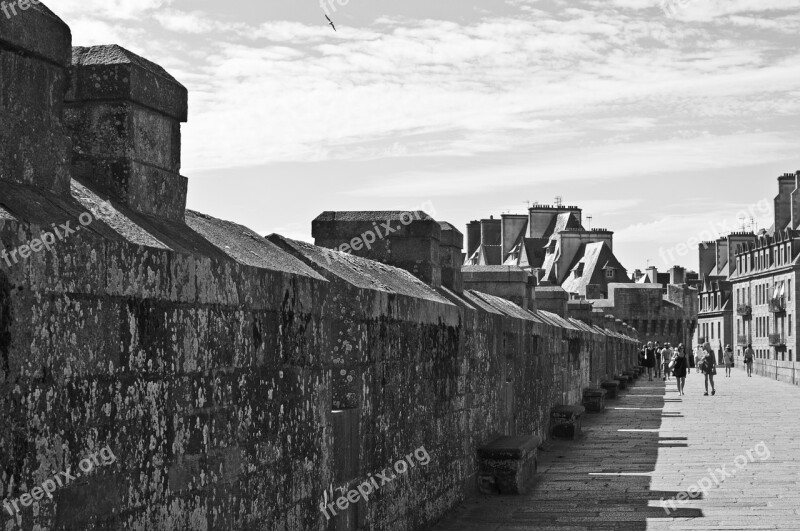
left=723, top=345, right=734, bottom=377
left=661, top=343, right=673, bottom=381
left=698, top=344, right=717, bottom=396
left=654, top=343, right=663, bottom=379
left=671, top=347, right=688, bottom=395
left=643, top=342, right=656, bottom=381
left=744, top=344, right=754, bottom=377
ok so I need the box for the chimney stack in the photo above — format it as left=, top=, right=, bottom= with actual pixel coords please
left=774, top=173, right=795, bottom=232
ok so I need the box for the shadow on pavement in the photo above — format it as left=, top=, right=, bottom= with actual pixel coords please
left=428, top=379, right=704, bottom=530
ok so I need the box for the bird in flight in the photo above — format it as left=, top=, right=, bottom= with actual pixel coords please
left=325, top=14, right=336, bottom=31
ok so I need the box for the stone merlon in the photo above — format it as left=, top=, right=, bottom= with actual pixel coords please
left=65, top=44, right=189, bottom=220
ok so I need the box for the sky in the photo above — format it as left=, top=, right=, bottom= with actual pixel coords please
left=54, top=0, right=800, bottom=272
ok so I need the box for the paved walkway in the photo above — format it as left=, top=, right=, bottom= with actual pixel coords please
left=432, top=367, right=800, bottom=530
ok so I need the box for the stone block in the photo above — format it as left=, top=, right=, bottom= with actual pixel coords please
left=551, top=405, right=585, bottom=440
left=0, top=2, right=71, bottom=67
left=582, top=388, right=607, bottom=413
left=478, top=435, right=539, bottom=495
left=67, top=45, right=188, bottom=121
left=70, top=157, right=188, bottom=220
left=600, top=380, right=620, bottom=399
left=616, top=374, right=632, bottom=389
left=0, top=39, right=72, bottom=194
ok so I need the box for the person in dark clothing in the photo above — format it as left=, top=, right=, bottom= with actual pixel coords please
left=672, top=348, right=688, bottom=395
left=643, top=342, right=656, bottom=381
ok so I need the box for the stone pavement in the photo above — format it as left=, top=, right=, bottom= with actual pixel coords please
left=431, top=367, right=800, bottom=530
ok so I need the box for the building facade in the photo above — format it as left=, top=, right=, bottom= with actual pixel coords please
left=729, top=172, right=800, bottom=384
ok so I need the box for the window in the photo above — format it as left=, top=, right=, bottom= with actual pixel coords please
left=790, top=315, right=793, bottom=337
left=605, top=268, right=614, bottom=279
left=790, top=279, right=793, bottom=302
left=718, top=322, right=721, bottom=340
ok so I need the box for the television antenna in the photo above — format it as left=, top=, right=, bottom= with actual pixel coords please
left=554, top=196, right=563, bottom=207
left=586, top=216, right=593, bottom=230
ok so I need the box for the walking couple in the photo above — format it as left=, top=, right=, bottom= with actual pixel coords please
left=666, top=343, right=716, bottom=396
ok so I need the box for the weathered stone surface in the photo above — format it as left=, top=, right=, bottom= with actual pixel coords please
left=0, top=40, right=72, bottom=193
left=600, top=380, right=619, bottom=399
left=0, top=2, right=70, bottom=66
left=478, top=438, right=539, bottom=495
left=67, top=45, right=188, bottom=121
left=582, top=387, right=607, bottom=413
left=551, top=405, right=585, bottom=440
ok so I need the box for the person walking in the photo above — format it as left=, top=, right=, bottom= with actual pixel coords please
left=687, top=345, right=695, bottom=374
left=744, top=344, right=755, bottom=377
left=723, top=345, right=734, bottom=377
left=698, top=344, right=717, bottom=396
left=671, top=347, right=688, bottom=395
left=661, top=343, right=673, bottom=381
left=643, top=342, right=656, bottom=381
left=654, top=343, right=662, bottom=379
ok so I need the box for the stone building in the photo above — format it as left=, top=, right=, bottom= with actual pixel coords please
left=729, top=173, right=800, bottom=382
left=696, top=239, right=736, bottom=362
left=465, top=205, right=698, bottom=346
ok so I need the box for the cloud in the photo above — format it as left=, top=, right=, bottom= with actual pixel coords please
left=341, top=131, right=798, bottom=197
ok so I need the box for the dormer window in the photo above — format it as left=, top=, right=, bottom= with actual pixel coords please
left=605, top=267, right=615, bottom=279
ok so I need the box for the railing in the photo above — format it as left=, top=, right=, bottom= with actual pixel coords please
left=768, top=333, right=786, bottom=346
left=769, top=296, right=786, bottom=313
left=736, top=304, right=752, bottom=317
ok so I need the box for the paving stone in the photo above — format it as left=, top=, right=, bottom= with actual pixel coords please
left=430, top=373, right=800, bottom=530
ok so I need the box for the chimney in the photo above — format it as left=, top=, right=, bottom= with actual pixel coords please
left=438, top=222, right=464, bottom=293
left=791, top=171, right=800, bottom=230
left=0, top=3, right=72, bottom=194
left=774, top=173, right=795, bottom=232
left=647, top=265, right=658, bottom=284
left=480, top=217, right=501, bottom=246
left=466, top=220, right=481, bottom=260
left=312, top=211, right=442, bottom=288
left=698, top=242, right=716, bottom=277
left=65, top=45, right=189, bottom=221
left=669, top=266, right=686, bottom=285
left=479, top=217, right=502, bottom=265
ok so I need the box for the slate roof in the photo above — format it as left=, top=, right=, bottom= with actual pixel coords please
left=268, top=235, right=450, bottom=303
